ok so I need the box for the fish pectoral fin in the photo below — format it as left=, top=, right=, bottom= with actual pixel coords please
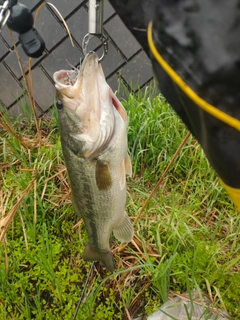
left=83, top=244, right=115, bottom=272
left=95, top=160, right=112, bottom=190
left=113, top=212, right=134, bottom=243
left=125, top=154, right=132, bottom=177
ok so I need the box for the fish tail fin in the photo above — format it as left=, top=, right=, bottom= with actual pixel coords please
left=83, top=244, right=115, bottom=272
left=113, top=212, right=134, bottom=243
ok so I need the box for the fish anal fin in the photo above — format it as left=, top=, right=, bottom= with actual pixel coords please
left=95, top=161, right=112, bottom=190
left=83, top=244, right=114, bottom=272
left=125, top=154, right=132, bottom=177
left=113, top=212, right=134, bottom=243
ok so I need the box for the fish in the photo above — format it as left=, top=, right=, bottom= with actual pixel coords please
left=53, top=52, right=134, bottom=272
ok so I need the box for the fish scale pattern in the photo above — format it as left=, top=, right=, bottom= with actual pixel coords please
left=0, top=0, right=153, bottom=118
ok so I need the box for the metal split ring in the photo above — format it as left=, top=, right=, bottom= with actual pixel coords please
left=82, top=33, right=108, bottom=63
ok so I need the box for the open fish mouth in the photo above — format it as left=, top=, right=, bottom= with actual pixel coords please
left=53, top=52, right=100, bottom=99
left=56, top=68, right=79, bottom=86
left=54, top=52, right=98, bottom=87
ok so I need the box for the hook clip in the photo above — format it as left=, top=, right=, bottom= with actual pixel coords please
left=82, top=32, right=108, bottom=63
left=82, top=0, right=108, bottom=62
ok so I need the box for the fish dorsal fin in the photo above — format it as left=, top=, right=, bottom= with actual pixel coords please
left=96, top=160, right=112, bottom=190
left=113, top=212, right=134, bottom=243
left=125, top=154, right=132, bottom=177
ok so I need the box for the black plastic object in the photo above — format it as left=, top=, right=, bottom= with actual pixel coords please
left=9, top=0, right=17, bottom=6
left=5, top=2, right=45, bottom=58
left=109, top=0, right=240, bottom=193
left=7, top=3, right=33, bottom=33
left=108, top=0, right=154, bottom=55
left=19, top=28, right=45, bottom=58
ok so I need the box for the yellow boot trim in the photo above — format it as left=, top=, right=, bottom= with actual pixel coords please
left=147, top=21, right=240, bottom=131
left=221, top=181, right=240, bottom=211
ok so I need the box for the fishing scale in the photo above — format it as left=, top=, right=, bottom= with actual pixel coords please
left=82, top=0, right=108, bottom=62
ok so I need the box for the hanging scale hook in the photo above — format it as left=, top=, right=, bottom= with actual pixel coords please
left=82, top=0, right=108, bottom=62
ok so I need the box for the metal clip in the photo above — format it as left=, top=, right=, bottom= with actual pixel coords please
left=82, top=32, right=108, bottom=62
left=0, top=0, right=10, bottom=30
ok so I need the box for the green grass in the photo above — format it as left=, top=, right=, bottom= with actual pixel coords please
left=0, top=85, right=239, bottom=319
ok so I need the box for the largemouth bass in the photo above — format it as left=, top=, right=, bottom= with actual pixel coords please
left=53, top=52, right=133, bottom=272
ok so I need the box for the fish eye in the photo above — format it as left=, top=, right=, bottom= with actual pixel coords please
left=56, top=99, right=63, bottom=110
